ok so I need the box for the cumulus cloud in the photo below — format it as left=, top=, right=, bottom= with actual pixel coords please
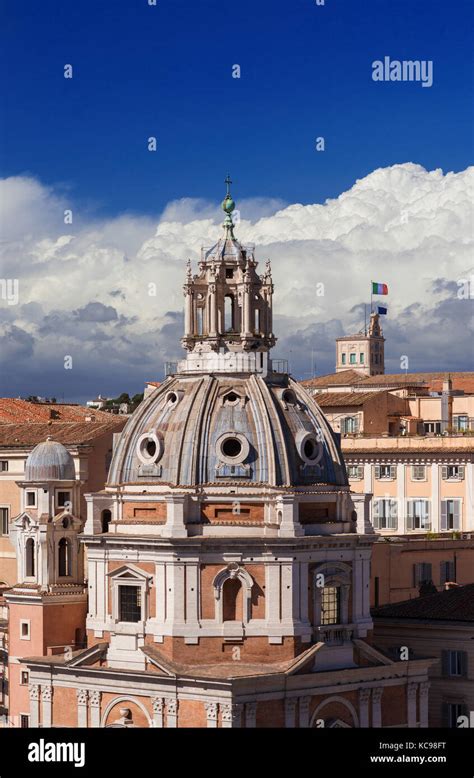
left=0, top=164, right=472, bottom=401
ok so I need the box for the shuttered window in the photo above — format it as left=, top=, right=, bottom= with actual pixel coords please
left=375, top=464, right=396, bottom=480
left=373, top=499, right=398, bottom=530
left=406, top=500, right=431, bottom=530
left=412, top=465, right=426, bottom=481
left=441, top=650, right=468, bottom=677
left=413, top=562, right=432, bottom=586
left=441, top=500, right=461, bottom=530
left=440, top=560, right=456, bottom=585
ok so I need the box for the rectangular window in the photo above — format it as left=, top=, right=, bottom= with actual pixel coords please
left=373, top=499, right=398, bottom=530
left=413, top=562, right=432, bottom=587
left=444, top=702, right=468, bottom=728
left=349, top=353, right=356, bottom=364
left=342, top=417, right=359, bottom=434
left=26, top=491, right=36, bottom=507
left=441, top=500, right=461, bottom=531
left=442, top=465, right=465, bottom=481
left=20, top=715, right=29, bottom=729
left=407, top=499, right=431, bottom=530
left=20, top=620, right=30, bottom=640
left=0, top=507, right=9, bottom=536
left=20, top=670, right=29, bottom=686
left=119, top=585, right=142, bottom=623
left=454, top=415, right=469, bottom=432
left=374, top=577, right=379, bottom=608
left=0, top=461, right=8, bottom=472
left=359, top=353, right=364, bottom=363
left=375, top=464, right=396, bottom=480
left=347, top=465, right=363, bottom=479
left=320, top=586, right=341, bottom=625
left=442, top=650, right=467, bottom=677
left=57, top=491, right=71, bottom=508
left=440, top=560, right=456, bottom=585
left=424, top=422, right=441, bottom=434
left=341, top=353, right=346, bottom=364
left=412, top=465, right=426, bottom=481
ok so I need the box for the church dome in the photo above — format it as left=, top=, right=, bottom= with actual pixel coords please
left=108, top=374, right=347, bottom=488
left=25, top=437, right=76, bottom=481
left=108, top=176, right=348, bottom=490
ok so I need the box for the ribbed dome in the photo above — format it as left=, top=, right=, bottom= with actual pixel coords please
left=108, top=374, right=347, bottom=488
left=25, top=437, right=76, bottom=481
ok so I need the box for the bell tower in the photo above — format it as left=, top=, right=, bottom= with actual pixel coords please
left=180, top=176, right=276, bottom=375
left=5, top=438, right=87, bottom=727
left=336, top=312, right=385, bottom=376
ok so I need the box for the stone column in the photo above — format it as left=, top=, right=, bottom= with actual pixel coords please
left=397, top=463, right=405, bottom=532
left=372, top=687, right=383, bottom=728
left=205, top=702, right=218, bottom=728
left=89, top=690, right=101, bottom=728
left=352, top=493, right=373, bottom=534
left=76, top=689, right=88, bottom=727
left=221, top=703, right=242, bottom=728
left=419, top=682, right=430, bottom=728
left=29, top=684, right=40, bottom=728
left=243, top=283, right=251, bottom=336
left=277, top=494, right=303, bottom=538
left=359, top=688, right=371, bottom=728
left=431, top=463, right=440, bottom=532
left=209, top=283, right=217, bottom=336
left=284, top=698, right=297, bottom=728
left=163, top=494, right=187, bottom=539
left=165, top=698, right=178, bottom=728
left=245, top=702, right=257, bottom=728
left=407, top=682, right=418, bottom=728
left=151, top=696, right=164, bottom=728
left=41, top=685, right=53, bottom=728
left=299, top=696, right=310, bottom=728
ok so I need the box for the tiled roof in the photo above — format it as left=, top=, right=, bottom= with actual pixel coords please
left=0, top=420, right=125, bottom=448
left=302, top=370, right=364, bottom=387
left=302, top=372, right=474, bottom=393
left=372, top=583, right=474, bottom=623
left=316, top=391, right=387, bottom=407
left=0, top=398, right=115, bottom=423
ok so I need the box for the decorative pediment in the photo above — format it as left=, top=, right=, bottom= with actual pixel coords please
left=106, top=564, right=153, bottom=582
left=13, top=511, right=38, bottom=530
left=52, top=510, right=83, bottom=530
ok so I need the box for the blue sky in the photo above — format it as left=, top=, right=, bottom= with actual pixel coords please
left=2, top=0, right=473, bottom=215
left=0, top=0, right=472, bottom=401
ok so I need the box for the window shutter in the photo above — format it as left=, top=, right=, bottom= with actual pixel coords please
left=458, top=465, right=465, bottom=480
left=425, top=563, right=432, bottom=582
left=460, top=651, right=468, bottom=677
left=357, top=465, right=364, bottom=479
left=441, top=651, right=450, bottom=676
left=389, top=500, right=398, bottom=529
left=441, top=502, right=448, bottom=531
left=453, top=501, right=461, bottom=529
left=372, top=500, right=380, bottom=529
left=413, top=563, right=421, bottom=586
left=442, top=465, right=448, bottom=480
left=353, top=417, right=359, bottom=433
left=440, top=561, right=446, bottom=585
left=375, top=465, right=380, bottom=479
left=407, top=501, right=414, bottom=530
left=425, top=500, right=431, bottom=529
left=441, top=702, right=450, bottom=728
left=390, top=465, right=396, bottom=479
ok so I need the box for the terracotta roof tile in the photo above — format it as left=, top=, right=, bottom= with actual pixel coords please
left=316, top=391, right=388, bottom=407
left=302, top=372, right=474, bottom=393
left=0, top=398, right=116, bottom=423
left=372, top=583, right=474, bottom=622
left=0, top=420, right=126, bottom=448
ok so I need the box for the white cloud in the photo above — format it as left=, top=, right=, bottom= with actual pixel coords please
left=0, top=163, right=472, bottom=400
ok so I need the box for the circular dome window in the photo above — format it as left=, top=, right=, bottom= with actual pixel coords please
left=222, top=437, right=242, bottom=458
left=137, top=431, right=163, bottom=465
left=216, top=432, right=250, bottom=465
left=296, top=431, right=323, bottom=466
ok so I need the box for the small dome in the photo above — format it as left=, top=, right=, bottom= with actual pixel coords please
left=25, top=437, right=76, bottom=481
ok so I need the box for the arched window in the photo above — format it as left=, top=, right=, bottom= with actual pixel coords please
left=196, top=307, right=204, bottom=336
left=254, top=308, right=260, bottom=333
left=222, top=577, right=243, bottom=622
left=224, top=295, right=234, bottom=332
left=101, top=509, right=112, bottom=533
left=58, top=538, right=72, bottom=577
left=25, top=538, right=35, bottom=578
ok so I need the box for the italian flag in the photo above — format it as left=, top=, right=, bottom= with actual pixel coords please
left=372, top=282, right=388, bottom=295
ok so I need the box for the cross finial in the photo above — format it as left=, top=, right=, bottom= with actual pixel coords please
left=224, top=174, right=232, bottom=196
